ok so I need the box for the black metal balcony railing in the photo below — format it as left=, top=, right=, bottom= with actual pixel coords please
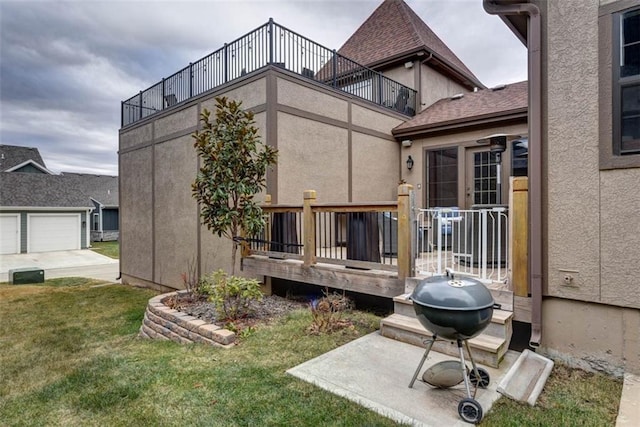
left=121, top=19, right=417, bottom=127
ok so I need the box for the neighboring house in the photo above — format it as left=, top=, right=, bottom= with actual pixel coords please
left=118, top=0, right=639, bottom=375
left=61, top=173, right=119, bottom=242
left=0, top=144, right=54, bottom=174
left=0, top=145, right=119, bottom=255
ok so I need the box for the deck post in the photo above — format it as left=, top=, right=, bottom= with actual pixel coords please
left=510, top=177, right=529, bottom=296
left=303, top=190, right=317, bottom=267
left=397, top=184, right=414, bottom=280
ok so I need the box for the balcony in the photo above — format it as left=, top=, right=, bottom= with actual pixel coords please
left=121, top=19, right=418, bottom=127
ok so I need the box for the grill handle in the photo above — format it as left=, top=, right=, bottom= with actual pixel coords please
left=493, top=303, right=502, bottom=310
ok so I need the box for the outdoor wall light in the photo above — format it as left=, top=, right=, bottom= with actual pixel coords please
left=406, top=155, right=414, bottom=170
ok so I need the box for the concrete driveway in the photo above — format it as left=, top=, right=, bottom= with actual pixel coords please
left=0, top=249, right=120, bottom=283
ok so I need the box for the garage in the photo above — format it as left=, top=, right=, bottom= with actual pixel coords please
left=28, top=214, right=81, bottom=253
left=0, top=214, right=20, bottom=254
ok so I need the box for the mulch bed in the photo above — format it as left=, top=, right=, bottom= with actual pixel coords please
left=164, top=293, right=309, bottom=330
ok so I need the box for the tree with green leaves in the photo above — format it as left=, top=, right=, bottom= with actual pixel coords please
left=192, top=97, right=278, bottom=276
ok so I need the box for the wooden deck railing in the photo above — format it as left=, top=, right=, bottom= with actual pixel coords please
left=244, top=184, right=415, bottom=280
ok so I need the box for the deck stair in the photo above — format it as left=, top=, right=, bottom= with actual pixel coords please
left=380, top=293, right=513, bottom=368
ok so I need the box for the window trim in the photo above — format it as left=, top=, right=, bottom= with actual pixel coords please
left=613, top=7, right=640, bottom=156
left=599, top=0, right=640, bottom=169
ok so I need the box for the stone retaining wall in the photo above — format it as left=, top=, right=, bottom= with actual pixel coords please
left=139, top=292, right=235, bottom=348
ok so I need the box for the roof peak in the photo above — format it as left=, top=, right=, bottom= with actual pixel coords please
left=337, top=0, right=482, bottom=88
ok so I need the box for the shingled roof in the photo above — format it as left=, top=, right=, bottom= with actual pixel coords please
left=337, top=0, right=483, bottom=89
left=0, top=144, right=48, bottom=171
left=0, top=172, right=95, bottom=208
left=61, top=172, right=119, bottom=207
left=393, top=80, right=528, bottom=135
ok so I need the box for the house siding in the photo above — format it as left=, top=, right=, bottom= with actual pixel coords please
left=102, top=208, right=119, bottom=231
left=536, top=0, right=640, bottom=374
left=420, top=65, right=469, bottom=110
left=12, top=164, right=46, bottom=174
left=119, top=68, right=407, bottom=290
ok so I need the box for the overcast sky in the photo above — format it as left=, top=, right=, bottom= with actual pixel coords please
left=0, top=0, right=527, bottom=176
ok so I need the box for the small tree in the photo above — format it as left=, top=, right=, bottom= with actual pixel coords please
left=192, top=97, right=278, bottom=276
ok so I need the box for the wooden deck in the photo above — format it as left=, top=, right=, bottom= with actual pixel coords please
left=242, top=255, right=404, bottom=298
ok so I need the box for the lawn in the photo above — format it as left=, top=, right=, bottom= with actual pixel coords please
left=0, top=279, right=398, bottom=426
left=0, top=279, right=622, bottom=426
left=90, top=241, right=119, bottom=259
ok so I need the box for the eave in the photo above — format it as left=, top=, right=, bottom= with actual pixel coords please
left=367, top=47, right=486, bottom=90
left=392, top=107, right=528, bottom=138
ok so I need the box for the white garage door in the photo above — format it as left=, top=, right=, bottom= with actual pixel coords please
left=28, top=214, right=81, bottom=253
left=0, top=214, right=20, bottom=254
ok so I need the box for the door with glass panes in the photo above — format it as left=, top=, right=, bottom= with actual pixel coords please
left=465, top=147, right=502, bottom=208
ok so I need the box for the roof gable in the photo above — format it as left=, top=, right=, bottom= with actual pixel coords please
left=0, top=144, right=47, bottom=171
left=4, top=159, right=54, bottom=174
left=337, top=0, right=482, bottom=88
left=394, top=81, right=528, bottom=135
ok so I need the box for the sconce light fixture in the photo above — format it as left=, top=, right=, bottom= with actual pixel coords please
left=406, top=155, right=414, bottom=170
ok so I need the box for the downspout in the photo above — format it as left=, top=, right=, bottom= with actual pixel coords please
left=483, top=0, right=542, bottom=348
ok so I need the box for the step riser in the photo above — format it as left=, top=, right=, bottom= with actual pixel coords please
left=394, top=301, right=417, bottom=317
left=380, top=322, right=505, bottom=368
left=484, top=320, right=512, bottom=341
left=394, top=299, right=513, bottom=342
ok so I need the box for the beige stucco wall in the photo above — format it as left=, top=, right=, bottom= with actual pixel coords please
left=352, top=104, right=404, bottom=135
left=545, top=0, right=601, bottom=302
left=383, top=65, right=415, bottom=89
left=153, top=135, right=198, bottom=287
left=120, top=123, right=152, bottom=151
left=276, top=112, right=349, bottom=203
left=351, top=132, right=399, bottom=202
left=154, top=105, right=198, bottom=139
left=119, top=69, right=408, bottom=290
left=537, top=0, right=640, bottom=375
left=599, top=168, right=640, bottom=308
left=402, top=123, right=527, bottom=208
left=119, top=147, right=153, bottom=282
left=202, top=77, right=267, bottom=111
left=278, top=78, right=348, bottom=122
left=420, top=65, right=469, bottom=110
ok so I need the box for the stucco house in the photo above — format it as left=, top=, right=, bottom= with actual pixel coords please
left=0, top=145, right=119, bottom=254
left=119, top=0, right=639, bottom=376
left=480, top=0, right=640, bottom=375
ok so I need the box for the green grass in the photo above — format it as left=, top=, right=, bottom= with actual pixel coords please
left=0, top=279, right=623, bottom=426
left=0, top=279, right=399, bottom=426
left=481, top=362, right=622, bottom=426
left=90, top=241, right=119, bottom=259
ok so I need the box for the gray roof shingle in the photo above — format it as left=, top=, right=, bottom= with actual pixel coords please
left=337, top=0, right=482, bottom=88
left=0, top=172, right=95, bottom=208
left=0, top=145, right=47, bottom=171
left=60, top=173, right=119, bottom=207
left=394, top=81, right=528, bottom=134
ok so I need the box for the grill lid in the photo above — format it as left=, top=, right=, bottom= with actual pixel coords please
left=410, top=275, right=494, bottom=311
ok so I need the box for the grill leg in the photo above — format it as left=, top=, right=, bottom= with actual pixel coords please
left=409, top=335, right=436, bottom=388
left=458, top=339, right=473, bottom=399
left=464, top=340, right=482, bottom=395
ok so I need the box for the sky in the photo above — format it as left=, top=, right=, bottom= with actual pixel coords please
left=0, top=0, right=527, bottom=176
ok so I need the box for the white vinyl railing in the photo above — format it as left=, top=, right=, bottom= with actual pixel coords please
left=416, top=207, right=508, bottom=283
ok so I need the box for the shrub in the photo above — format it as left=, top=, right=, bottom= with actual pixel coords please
left=308, top=289, right=353, bottom=334
left=201, top=270, right=263, bottom=321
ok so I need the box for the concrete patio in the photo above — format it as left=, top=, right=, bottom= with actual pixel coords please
left=288, top=332, right=520, bottom=426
